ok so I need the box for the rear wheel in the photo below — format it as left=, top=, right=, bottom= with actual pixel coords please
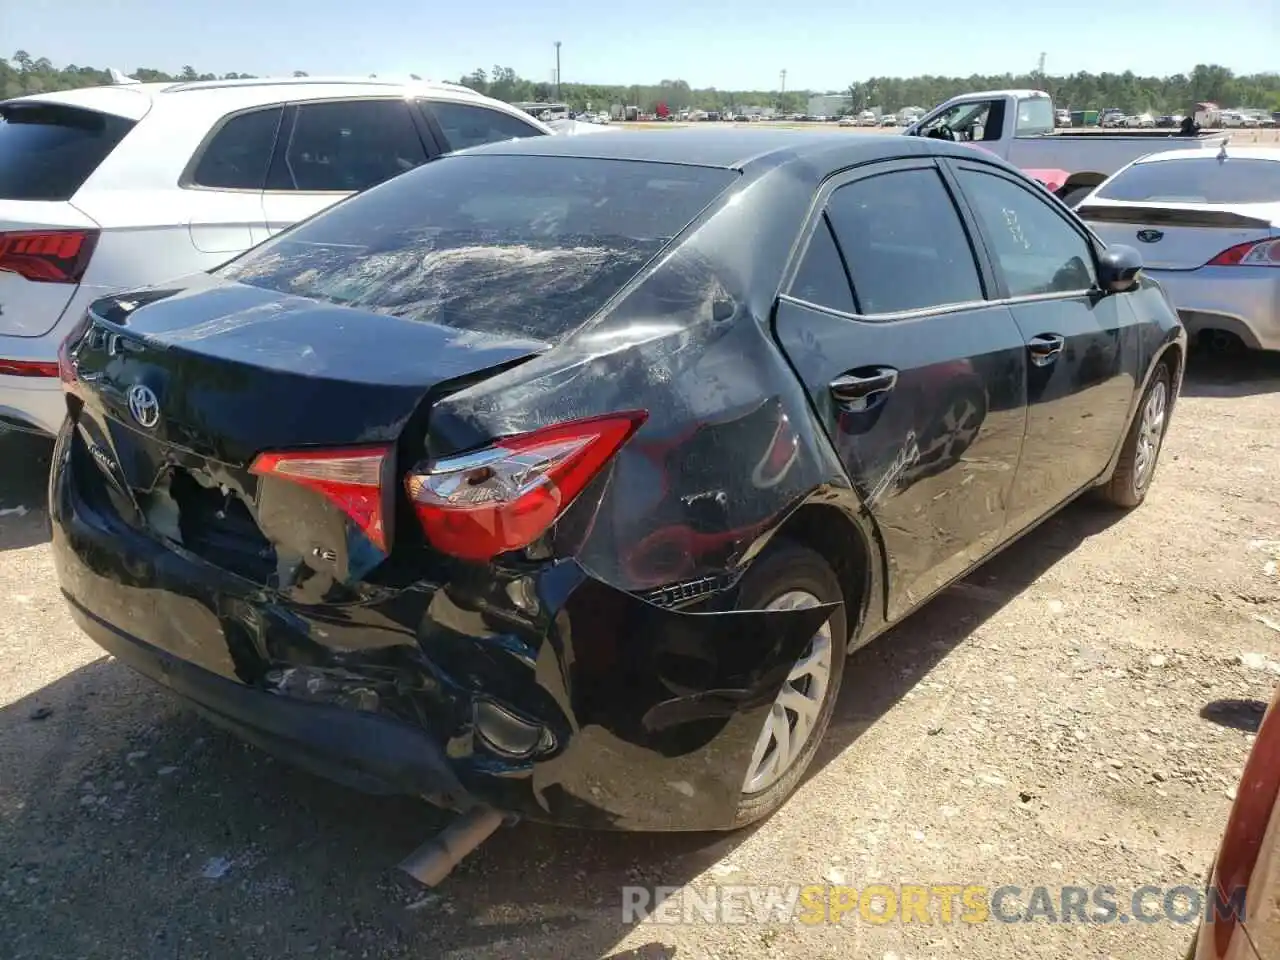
left=1100, top=363, right=1172, bottom=508
left=733, top=543, right=847, bottom=827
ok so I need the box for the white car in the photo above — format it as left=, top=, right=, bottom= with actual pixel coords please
left=1077, top=147, right=1280, bottom=353
left=1125, top=113, right=1156, bottom=128
left=0, top=75, right=552, bottom=436
left=1220, top=112, right=1260, bottom=129
left=879, top=114, right=899, bottom=127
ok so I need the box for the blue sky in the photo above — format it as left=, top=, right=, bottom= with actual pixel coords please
left=8, top=0, right=1277, bottom=91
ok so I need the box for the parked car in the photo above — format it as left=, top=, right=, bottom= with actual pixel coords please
left=857, top=111, right=878, bottom=127
left=0, top=76, right=552, bottom=437
left=1055, top=109, right=1071, bottom=127
left=51, top=131, right=1184, bottom=873
left=1191, top=680, right=1280, bottom=960
left=879, top=114, right=899, bottom=126
left=901, top=90, right=1229, bottom=207
left=1222, top=112, right=1260, bottom=129
left=1157, top=114, right=1184, bottom=128
left=1078, top=147, right=1280, bottom=353
left=1125, top=113, right=1156, bottom=128
left=837, top=115, right=857, bottom=127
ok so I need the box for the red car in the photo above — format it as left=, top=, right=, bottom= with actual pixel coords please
left=1195, top=682, right=1280, bottom=959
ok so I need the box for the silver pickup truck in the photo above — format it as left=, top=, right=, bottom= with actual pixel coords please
left=902, top=89, right=1229, bottom=206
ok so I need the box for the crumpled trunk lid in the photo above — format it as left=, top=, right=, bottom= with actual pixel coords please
left=64, top=277, right=548, bottom=595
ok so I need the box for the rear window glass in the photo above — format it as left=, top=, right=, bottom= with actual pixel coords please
left=0, top=103, right=135, bottom=201
left=219, top=154, right=737, bottom=340
left=1096, top=158, right=1280, bottom=204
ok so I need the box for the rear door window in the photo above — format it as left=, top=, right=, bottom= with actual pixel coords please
left=189, top=107, right=283, bottom=190
left=1095, top=158, right=1280, bottom=204
left=1014, top=98, right=1055, bottom=137
left=824, top=167, right=985, bottom=313
left=267, top=99, right=429, bottom=192
left=0, top=102, right=135, bottom=200
left=220, top=154, right=737, bottom=341
left=423, top=101, right=545, bottom=151
left=788, top=215, right=856, bottom=313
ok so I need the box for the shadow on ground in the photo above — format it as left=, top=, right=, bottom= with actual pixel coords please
left=0, top=429, right=53, bottom=552
left=1200, top=698, right=1267, bottom=734
left=0, top=498, right=1124, bottom=959
left=1180, top=349, right=1280, bottom=399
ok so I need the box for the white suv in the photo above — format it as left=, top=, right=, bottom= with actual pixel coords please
left=0, top=76, right=552, bottom=436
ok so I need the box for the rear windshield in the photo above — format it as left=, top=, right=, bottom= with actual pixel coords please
left=1096, top=157, right=1280, bottom=204
left=218, top=154, right=737, bottom=341
left=0, top=102, right=136, bottom=201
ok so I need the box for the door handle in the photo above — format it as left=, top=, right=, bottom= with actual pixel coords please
left=1027, top=334, right=1065, bottom=367
left=830, top=367, right=899, bottom=412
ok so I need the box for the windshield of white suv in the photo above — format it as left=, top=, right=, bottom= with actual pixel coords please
left=0, top=102, right=135, bottom=200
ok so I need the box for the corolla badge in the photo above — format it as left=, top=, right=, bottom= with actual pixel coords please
left=127, top=383, right=161, bottom=429
left=1136, top=229, right=1164, bottom=244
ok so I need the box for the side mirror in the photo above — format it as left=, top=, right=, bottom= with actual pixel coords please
left=1097, top=244, right=1143, bottom=293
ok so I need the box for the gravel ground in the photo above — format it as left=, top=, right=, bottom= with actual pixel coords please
left=1, top=351, right=1278, bottom=960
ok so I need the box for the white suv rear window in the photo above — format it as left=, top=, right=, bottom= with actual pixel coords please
left=0, top=102, right=135, bottom=201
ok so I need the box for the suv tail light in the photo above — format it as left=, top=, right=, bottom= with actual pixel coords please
left=250, top=446, right=391, bottom=550
left=406, top=411, right=647, bottom=561
left=1206, top=237, right=1280, bottom=267
left=0, top=229, right=99, bottom=283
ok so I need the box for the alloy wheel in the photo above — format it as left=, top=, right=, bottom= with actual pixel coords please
left=1133, top=379, right=1168, bottom=492
left=742, top=590, right=834, bottom=794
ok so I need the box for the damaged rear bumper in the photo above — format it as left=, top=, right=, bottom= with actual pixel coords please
left=64, top=597, right=474, bottom=806
left=50, top=424, right=836, bottom=831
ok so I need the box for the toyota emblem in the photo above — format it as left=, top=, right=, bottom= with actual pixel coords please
left=127, top=383, right=160, bottom=429
left=1136, top=229, right=1164, bottom=244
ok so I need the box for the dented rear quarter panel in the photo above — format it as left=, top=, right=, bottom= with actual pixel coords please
left=424, top=159, right=877, bottom=599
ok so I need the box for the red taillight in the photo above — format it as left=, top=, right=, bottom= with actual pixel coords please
left=0, top=358, right=60, bottom=378
left=249, top=446, right=391, bottom=551
left=0, top=229, right=99, bottom=284
left=405, top=411, right=647, bottom=562
left=1206, top=237, right=1280, bottom=267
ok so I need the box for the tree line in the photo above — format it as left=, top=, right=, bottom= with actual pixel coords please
left=3, top=51, right=1277, bottom=118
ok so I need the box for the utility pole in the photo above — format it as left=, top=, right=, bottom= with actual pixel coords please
left=555, top=41, right=562, bottom=101
left=1036, top=52, right=1046, bottom=76
left=779, top=69, right=787, bottom=111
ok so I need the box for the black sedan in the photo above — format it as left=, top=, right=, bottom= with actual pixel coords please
left=51, top=130, right=1184, bottom=855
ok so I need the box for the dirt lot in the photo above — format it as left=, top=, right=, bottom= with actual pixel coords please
left=2, top=352, right=1279, bottom=960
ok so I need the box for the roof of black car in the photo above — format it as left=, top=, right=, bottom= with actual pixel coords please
left=456, top=127, right=952, bottom=171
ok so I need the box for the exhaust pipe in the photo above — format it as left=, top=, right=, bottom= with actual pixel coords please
left=398, top=806, right=507, bottom=887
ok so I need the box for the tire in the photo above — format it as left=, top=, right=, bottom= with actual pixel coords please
left=1100, top=362, right=1173, bottom=508
left=732, top=542, right=848, bottom=827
